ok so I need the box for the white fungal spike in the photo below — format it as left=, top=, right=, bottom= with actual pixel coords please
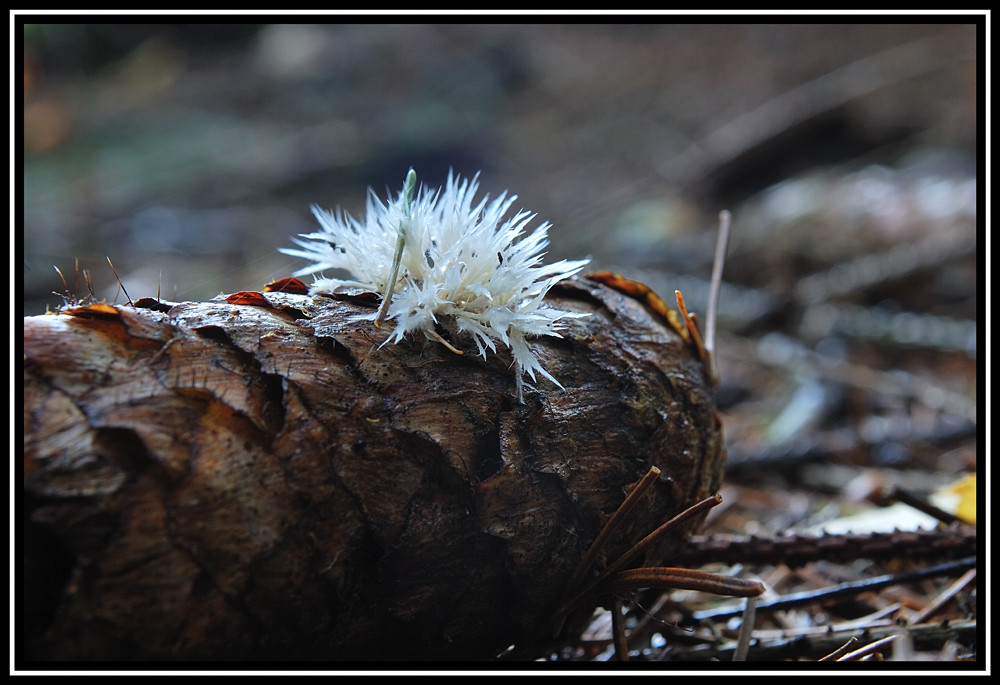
left=281, top=171, right=590, bottom=401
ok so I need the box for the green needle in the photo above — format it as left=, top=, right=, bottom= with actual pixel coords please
left=375, top=168, right=417, bottom=327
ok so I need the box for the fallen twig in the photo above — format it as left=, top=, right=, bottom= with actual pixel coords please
left=691, top=556, right=975, bottom=621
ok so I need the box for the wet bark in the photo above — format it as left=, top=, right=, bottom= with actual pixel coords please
left=22, top=277, right=724, bottom=661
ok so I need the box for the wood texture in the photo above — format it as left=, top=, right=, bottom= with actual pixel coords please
left=22, top=277, right=724, bottom=661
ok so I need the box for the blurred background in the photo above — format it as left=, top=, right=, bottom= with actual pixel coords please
left=20, top=20, right=980, bottom=659
left=22, top=23, right=977, bottom=313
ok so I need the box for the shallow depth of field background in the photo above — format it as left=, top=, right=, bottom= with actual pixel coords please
left=20, top=21, right=979, bottom=661
left=22, top=23, right=976, bottom=314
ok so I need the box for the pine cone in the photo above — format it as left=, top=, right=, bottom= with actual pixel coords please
left=22, top=276, right=724, bottom=661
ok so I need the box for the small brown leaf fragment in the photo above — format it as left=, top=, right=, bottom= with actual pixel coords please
left=226, top=291, right=273, bottom=308
left=586, top=270, right=690, bottom=342
left=327, top=285, right=381, bottom=306
left=263, top=277, right=310, bottom=295
left=133, top=297, right=174, bottom=313
left=60, top=302, right=121, bottom=319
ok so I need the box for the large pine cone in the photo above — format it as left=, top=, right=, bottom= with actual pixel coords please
left=23, top=275, right=724, bottom=661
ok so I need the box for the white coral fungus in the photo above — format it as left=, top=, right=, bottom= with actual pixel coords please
left=281, top=170, right=590, bottom=400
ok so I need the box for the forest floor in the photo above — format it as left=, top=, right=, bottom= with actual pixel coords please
left=22, top=21, right=980, bottom=666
